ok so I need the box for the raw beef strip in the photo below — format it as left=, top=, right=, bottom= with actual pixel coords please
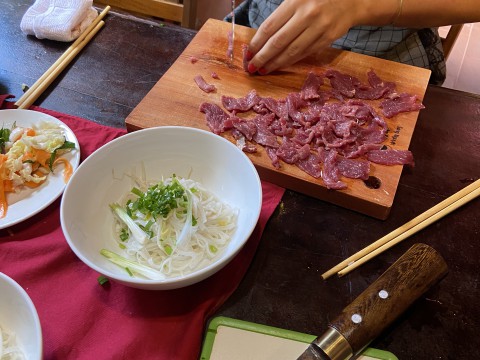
left=301, top=71, right=324, bottom=100
left=342, top=143, right=382, bottom=159
left=367, top=70, right=396, bottom=96
left=199, top=102, right=232, bottom=134
left=320, top=149, right=347, bottom=190
left=194, top=75, right=216, bottom=93
left=297, top=152, right=322, bottom=178
left=366, top=149, right=415, bottom=166
left=276, top=138, right=301, bottom=164
left=265, top=146, right=281, bottom=169
left=286, top=92, right=308, bottom=122
left=380, top=93, right=425, bottom=118
left=253, top=114, right=279, bottom=148
left=337, top=158, right=370, bottom=180
left=276, top=138, right=310, bottom=164
left=257, top=97, right=289, bottom=119
left=325, top=69, right=361, bottom=98
left=269, top=117, right=294, bottom=136
left=354, top=70, right=397, bottom=100
left=231, top=116, right=257, bottom=140
left=222, top=90, right=260, bottom=112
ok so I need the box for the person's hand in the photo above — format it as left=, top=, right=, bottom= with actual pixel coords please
left=246, top=0, right=363, bottom=74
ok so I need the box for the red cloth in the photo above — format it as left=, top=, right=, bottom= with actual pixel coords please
left=0, top=96, right=285, bottom=360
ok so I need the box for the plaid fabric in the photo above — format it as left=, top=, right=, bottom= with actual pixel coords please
left=226, top=0, right=445, bottom=84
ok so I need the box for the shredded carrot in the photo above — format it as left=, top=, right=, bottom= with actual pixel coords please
left=32, top=149, right=51, bottom=168
left=22, top=151, right=35, bottom=163
left=3, top=179, right=14, bottom=192
left=24, top=128, right=36, bottom=136
left=24, top=169, right=47, bottom=188
left=53, top=157, right=73, bottom=183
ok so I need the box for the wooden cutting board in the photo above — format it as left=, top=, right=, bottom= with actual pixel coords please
left=125, top=18, right=431, bottom=220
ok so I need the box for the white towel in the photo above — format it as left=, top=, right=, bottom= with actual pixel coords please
left=20, top=0, right=98, bottom=42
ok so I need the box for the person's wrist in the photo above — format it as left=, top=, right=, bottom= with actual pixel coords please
left=355, top=0, right=401, bottom=26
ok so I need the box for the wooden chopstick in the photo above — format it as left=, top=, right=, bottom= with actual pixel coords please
left=15, top=6, right=110, bottom=109
left=322, top=179, right=480, bottom=280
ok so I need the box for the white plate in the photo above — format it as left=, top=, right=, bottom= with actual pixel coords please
left=0, top=109, right=80, bottom=229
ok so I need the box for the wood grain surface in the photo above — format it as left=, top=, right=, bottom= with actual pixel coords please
left=125, top=19, right=431, bottom=219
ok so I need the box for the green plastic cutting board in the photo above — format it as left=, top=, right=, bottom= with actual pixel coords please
left=200, top=316, right=398, bottom=360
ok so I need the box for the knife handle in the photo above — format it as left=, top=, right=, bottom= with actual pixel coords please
left=328, top=243, right=448, bottom=356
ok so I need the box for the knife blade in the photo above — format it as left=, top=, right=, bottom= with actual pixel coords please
left=297, top=243, right=448, bottom=360
left=228, top=0, right=235, bottom=61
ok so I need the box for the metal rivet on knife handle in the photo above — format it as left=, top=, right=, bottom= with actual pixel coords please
left=350, top=314, right=362, bottom=324
left=378, top=290, right=389, bottom=299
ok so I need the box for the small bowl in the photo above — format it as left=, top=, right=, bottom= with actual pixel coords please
left=0, top=272, right=43, bottom=359
left=60, top=126, right=262, bottom=290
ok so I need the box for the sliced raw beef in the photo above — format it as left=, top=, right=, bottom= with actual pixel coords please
left=300, top=72, right=324, bottom=100
left=199, top=103, right=232, bottom=134
left=199, top=69, right=421, bottom=190
left=380, top=93, right=425, bottom=118
left=325, top=69, right=360, bottom=98
left=231, top=116, right=257, bottom=140
left=320, top=149, right=347, bottom=190
left=337, top=157, right=370, bottom=179
left=265, top=146, right=281, bottom=169
left=252, top=114, right=279, bottom=148
left=194, top=75, right=216, bottom=93
left=222, top=90, right=260, bottom=112
left=366, top=149, right=415, bottom=166
left=297, top=152, right=322, bottom=178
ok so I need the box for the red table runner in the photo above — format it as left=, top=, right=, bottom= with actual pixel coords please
left=0, top=95, right=285, bottom=360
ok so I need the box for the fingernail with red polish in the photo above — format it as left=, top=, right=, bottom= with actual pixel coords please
left=258, top=67, right=268, bottom=75
left=247, top=63, right=257, bottom=74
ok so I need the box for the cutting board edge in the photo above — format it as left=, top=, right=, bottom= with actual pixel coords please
left=257, top=166, right=392, bottom=220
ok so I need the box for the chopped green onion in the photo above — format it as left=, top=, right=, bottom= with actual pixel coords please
left=119, top=228, right=129, bottom=241
left=131, top=187, right=143, bottom=197
left=110, top=203, right=147, bottom=244
left=209, top=245, right=218, bottom=253
left=100, top=249, right=166, bottom=280
left=97, top=275, right=109, bottom=285
left=164, top=244, right=173, bottom=255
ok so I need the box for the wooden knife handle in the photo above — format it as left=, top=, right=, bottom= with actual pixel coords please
left=328, top=243, right=448, bottom=356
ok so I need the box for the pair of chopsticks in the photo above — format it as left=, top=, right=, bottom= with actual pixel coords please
left=15, top=6, right=111, bottom=110
left=322, top=178, right=480, bottom=280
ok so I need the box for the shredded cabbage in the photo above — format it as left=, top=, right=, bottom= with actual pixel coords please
left=103, top=175, right=238, bottom=279
left=0, top=325, right=25, bottom=360
left=2, top=120, right=74, bottom=189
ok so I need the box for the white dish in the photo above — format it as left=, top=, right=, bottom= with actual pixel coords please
left=0, top=109, right=80, bottom=229
left=0, top=272, right=43, bottom=360
left=61, top=126, right=262, bottom=290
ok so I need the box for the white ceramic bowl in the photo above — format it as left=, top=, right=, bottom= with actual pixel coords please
left=60, top=126, right=262, bottom=290
left=0, top=272, right=43, bottom=359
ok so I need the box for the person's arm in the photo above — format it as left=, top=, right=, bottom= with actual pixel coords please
left=246, top=0, right=480, bottom=75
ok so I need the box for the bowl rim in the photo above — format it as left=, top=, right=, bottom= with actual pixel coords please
left=60, top=126, right=263, bottom=288
left=0, top=272, right=43, bottom=358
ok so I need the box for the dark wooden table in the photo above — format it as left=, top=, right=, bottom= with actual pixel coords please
left=2, top=3, right=479, bottom=359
